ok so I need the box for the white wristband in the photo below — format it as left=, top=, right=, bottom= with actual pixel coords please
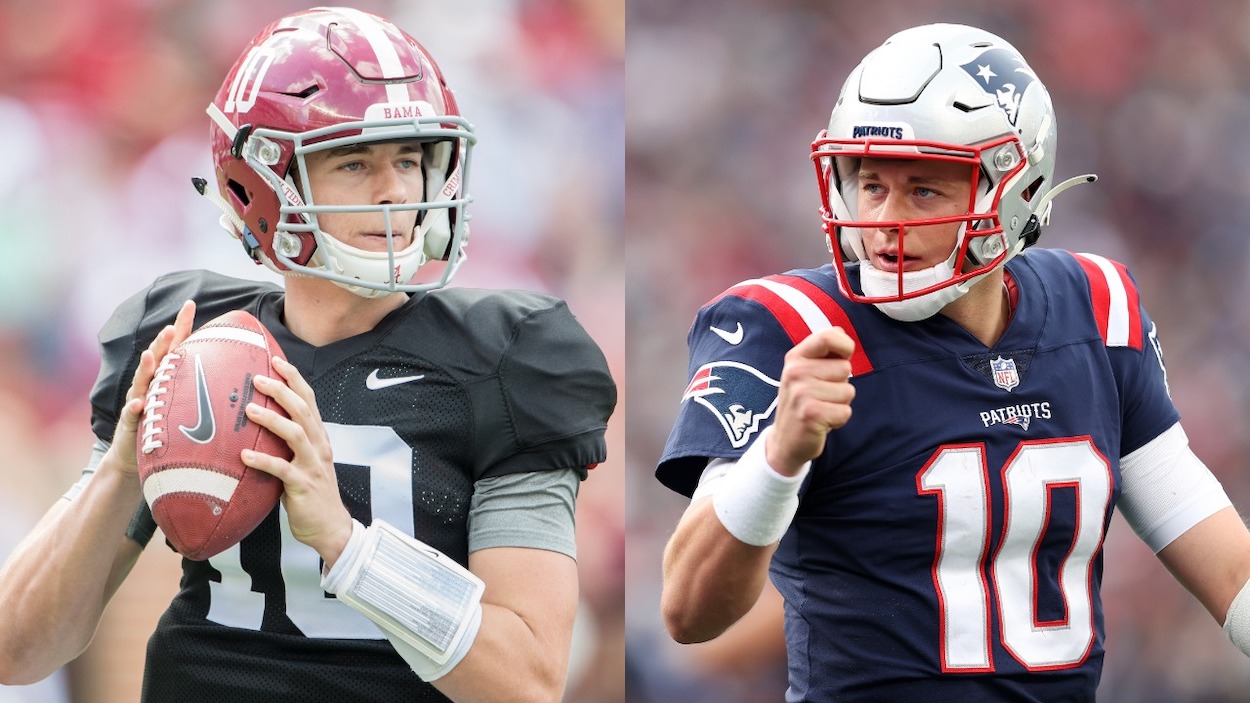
left=1224, top=577, right=1250, bottom=657
left=711, top=426, right=809, bottom=546
left=323, top=519, right=485, bottom=681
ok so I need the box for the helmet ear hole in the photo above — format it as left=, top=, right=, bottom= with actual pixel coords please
left=227, top=180, right=250, bottom=206
left=1022, top=175, right=1045, bottom=203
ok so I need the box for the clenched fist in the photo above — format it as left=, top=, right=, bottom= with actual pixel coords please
left=766, top=327, right=856, bottom=475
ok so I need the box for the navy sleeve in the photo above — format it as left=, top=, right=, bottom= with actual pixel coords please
left=1113, top=303, right=1180, bottom=456
left=655, top=294, right=795, bottom=497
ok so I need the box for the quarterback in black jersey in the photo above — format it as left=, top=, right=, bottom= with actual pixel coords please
left=0, top=8, right=615, bottom=703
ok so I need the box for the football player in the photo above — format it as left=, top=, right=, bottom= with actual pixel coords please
left=657, top=23, right=1250, bottom=701
left=0, top=7, right=615, bottom=703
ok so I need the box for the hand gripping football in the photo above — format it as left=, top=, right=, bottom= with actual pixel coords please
left=136, top=310, right=290, bottom=560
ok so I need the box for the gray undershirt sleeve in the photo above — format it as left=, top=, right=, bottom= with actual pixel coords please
left=467, top=469, right=580, bottom=559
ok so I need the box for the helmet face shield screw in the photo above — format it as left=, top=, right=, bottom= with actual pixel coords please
left=277, top=233, right=302, bottom=258
left=982, top=236, right=1004, bottom=259
left=994, top=147, right=1017, bottom=172
left=259, top=143, right=281, bottom=165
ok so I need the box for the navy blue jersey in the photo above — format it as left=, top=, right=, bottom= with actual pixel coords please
left=91, top=270, right=616, bottom=703
left=657, top=249, right=1178, bottom=702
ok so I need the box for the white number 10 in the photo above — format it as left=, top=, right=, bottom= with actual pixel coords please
left=917, top=438, right=1112, bottom=672
left=206, top=423, right=416, bottom=638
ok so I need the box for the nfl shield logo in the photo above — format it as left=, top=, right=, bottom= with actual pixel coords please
left=990, top=356, right=1020, bottom=392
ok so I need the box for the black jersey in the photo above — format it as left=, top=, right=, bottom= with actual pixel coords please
left=89, top=270, right=616, bottom=702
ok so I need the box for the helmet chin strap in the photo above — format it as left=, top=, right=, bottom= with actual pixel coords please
left=855, top=215, right=975, bottom=322
left=191, top=177, right=249, bottom=244
left=860, top=255, right=989, bottom=322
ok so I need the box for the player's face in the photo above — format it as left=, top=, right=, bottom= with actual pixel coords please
left=854, top=157, right=974, bottom=273
left=302, top=141, right=426, bottom=252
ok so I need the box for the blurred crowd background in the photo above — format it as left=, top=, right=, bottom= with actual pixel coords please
left=0, top=0, right=622, bottom=701
left=9, top=0, right=1250, bottom=701
left=627, top=1, right=1250, bottom=702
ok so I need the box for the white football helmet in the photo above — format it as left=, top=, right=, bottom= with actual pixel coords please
left=811, top=23, right=1093, bottom=320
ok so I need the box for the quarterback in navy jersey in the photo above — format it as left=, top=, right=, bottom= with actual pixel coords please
left=0, top=8, right=614, bottom=703
left=658, top=23, right=1250, bottom=703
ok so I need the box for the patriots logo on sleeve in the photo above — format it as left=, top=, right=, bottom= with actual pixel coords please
left=681, top=361, right=780, bottom=448
left=960, top=47, right=1038, bottom=127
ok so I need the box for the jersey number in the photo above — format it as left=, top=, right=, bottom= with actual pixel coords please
left=917, top=438, right=1112, bottom=672
left=205, top=423, right=415, bottom=638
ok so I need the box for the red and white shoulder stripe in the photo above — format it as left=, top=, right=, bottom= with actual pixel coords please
left=710, top=274, right=874, bottom=376
left=1071, top=252, right=1142, bottom=350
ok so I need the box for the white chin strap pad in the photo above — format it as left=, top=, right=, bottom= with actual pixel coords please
left=859, top=257, right=986, bottom=322
left=311, top=232, right=427, bottom=299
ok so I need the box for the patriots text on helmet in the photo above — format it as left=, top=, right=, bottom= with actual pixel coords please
left=851, top=125, right=906, bottom=140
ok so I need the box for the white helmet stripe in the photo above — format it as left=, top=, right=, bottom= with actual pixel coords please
left=333, top=7, right=411, bottom=105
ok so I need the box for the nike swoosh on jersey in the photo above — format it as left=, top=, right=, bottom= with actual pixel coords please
left=710, top=322, right=744, bottom=345
left=366, top=369, right=426, bottom=390
left=179, top=354, right=216, bottom=444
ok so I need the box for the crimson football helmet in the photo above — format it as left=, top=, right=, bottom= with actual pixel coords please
left=200, top=6, right=476, bottom=297
left=811, top=23, right=1093, bottom=320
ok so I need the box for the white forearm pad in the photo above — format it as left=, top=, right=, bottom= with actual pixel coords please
left=1224, top=577, right=1250, bottom=657
left=390, top=602, right=483, bottom=682
left=711, top=427, right=810, bottom=547
left=322, top=519, right=485, bottom=681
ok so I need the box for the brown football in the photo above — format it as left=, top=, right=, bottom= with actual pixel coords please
left=136, top=310, right=289, bottom=560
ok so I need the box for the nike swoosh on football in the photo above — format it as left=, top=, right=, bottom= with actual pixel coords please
left=710, top=322, right=744, bottom=345
left=366, top=369, right=426, bottom=390
left=179, top=354, right=216, bottom=444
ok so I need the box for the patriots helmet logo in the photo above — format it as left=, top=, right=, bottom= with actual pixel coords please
left=960, top=48, right=1037, bottom=127
left=1003, top=413, right=1032, bottom=431
left=681, top=361, right=780, bottom=448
